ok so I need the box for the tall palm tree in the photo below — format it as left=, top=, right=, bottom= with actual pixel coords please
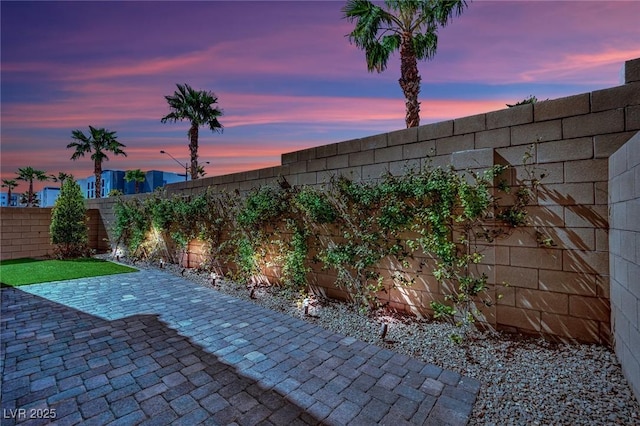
left=343, top=0, right=468, bottom=128
left=124, top=169, right=146, bottom=194
left=1, top=179, right=19, bottom=207
left=16, top=167, right=49, bottom=206
left=68, top=126, right=127, bottom=199
left=161, top=83, right=223, bottom=180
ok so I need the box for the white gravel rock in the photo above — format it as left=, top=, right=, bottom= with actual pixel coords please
left=105, top=256, right=640, bottom=425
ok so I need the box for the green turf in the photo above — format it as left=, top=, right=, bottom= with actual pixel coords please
left=0, top=258, right=138, bottom=286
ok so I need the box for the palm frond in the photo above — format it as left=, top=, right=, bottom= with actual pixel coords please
left=343, top=0, right=375, bottom=20
left=364, top=36, right=398, bottom=72
left=382, top=33, right=401, bottom=51
left=414, top=0, right=468, bottom=29
left=161, top=83, right=223, bottom=132
left=68, top=129, right=92, bottom=160
left=344, top=0, right=395, bottom=48
left=35, top=171, right=49, bottom=182
left=412, top=31, right=438, bottom=60
left=344, top=0, right=399, bottom=73
left=16, top=166, right=48, bottom=182
left=432, top=0, right=468, bottom=26
left=69, top=127, right=126, bottom=163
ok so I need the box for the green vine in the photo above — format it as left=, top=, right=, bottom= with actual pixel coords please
left=113, top=198, right=149, bottom=257
left=281, top=223, right=310, bottom=289
left=112, top=151, right=540, bottom=339
left=293, top=187, right=337, bottom=224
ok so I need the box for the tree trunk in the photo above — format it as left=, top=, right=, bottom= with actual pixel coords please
left=189, top=124, right=199, bottom=180
left=94, top=161, right=102, bottom=199
left=398, top=34, right=421, bottom=128
left=28, top=180, right=34, bottom=206
left=7, top=188, right=12, bottom=206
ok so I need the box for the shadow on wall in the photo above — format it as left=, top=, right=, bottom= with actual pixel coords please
left=491, top=150, right=611, bottom=344
left=535, top=185, right=611, bottom=344
left=0, top=286, right=323, bottom=425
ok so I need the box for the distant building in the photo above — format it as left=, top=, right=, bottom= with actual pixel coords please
left=37, top=187, right=61, bottom=207
left=77, top=170, right=125, bottom=199
left=1, top=171, right=185, bottom=205
left=1, top=189, right=59, bottom=207
left=77, top=170, right=185, bottom=199
left=140, top=170, right=185, bottom=193
left=0, top=192, right=20, bottom=207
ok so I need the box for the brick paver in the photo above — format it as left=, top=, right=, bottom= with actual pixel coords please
left=1, top=268, right=479, bottom=425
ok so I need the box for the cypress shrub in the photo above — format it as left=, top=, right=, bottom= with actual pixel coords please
left=50, top=178, right=90, bottom=258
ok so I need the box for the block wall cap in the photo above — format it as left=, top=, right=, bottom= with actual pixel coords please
left=592, top=82, right=640, bottom=113
left=281, top=151, right=298, bottom=165
left=486, top=104, right=533, bottom=130
left=454, top=113, right=486, bottom=135
left=625, top=57, right=640, bottom=83
left=534, top=93, right=590, bottom=122
left=418, top=120, right=453, bottom=141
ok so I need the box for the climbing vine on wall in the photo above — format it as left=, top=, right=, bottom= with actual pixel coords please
left=113, top=189, right=234, bottom=265
left=113, top=154, right=541, bottom=339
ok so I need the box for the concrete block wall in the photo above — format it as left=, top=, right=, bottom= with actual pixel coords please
left=0, top=208, right=55, bottom=260
left=86, top=194, right=149, bottom=252
left=86, top=209, right=110, bottom=254
left=0, top=208, right=108, bottom=261
left=86, top=57, right=640, bottom=345
left=609, top=131, right=640, bottom=402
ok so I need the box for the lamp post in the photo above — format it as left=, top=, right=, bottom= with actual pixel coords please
left=160, top=150, right=211, bottom=181
left=160, top=150, right=188, bottom=181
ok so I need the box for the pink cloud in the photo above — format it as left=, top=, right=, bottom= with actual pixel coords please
left=518, top=49, right=640, bottom=83
left=219, top=94, right=507, bottom=130
left=424, top=1, right=640, bottom=85
left=2, top=88, right=509, bottom=143
left=4, top=21, right=362, bottom=85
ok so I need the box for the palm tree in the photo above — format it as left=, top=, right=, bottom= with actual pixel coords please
left=161, top=83, right=223, bottom=180
left=196, top=164, right=207, bottom=179
left=51, top=172, right=73, bottom=186
left=343, top=0, right=468, bottom=128
left=1, top=178, right=18, bottom=207
left=68, top=126, right=127, bottom=199
left=16, top=167, right=49, bottom=206
left=124, top=169, right=146, bottom=194
left=20, top=192, right=40, bottom=207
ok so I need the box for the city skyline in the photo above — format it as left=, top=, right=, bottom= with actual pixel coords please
left=2, top=1, right=639, bottom=192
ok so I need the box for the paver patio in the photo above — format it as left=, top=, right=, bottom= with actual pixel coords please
left=1, top=268, right=479, bottom=425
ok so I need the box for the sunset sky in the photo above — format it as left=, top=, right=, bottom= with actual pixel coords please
left=2, top=1, right=639, bottom=192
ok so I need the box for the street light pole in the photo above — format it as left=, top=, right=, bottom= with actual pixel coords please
left=160, top=150, right=188, bottom=181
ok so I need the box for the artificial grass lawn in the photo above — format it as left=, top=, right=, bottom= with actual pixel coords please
left=0, top=258, right=138, bottom=286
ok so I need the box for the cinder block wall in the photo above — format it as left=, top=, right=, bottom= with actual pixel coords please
left=86, top=194, right=147, bottom=252
left=0, top=208, right=55, bottom=260
left=86, top=209, right=110, bottom=254
left=609, top=131, right=640, bottom=402
left=88, top=57, right=640, bottom=345
left=0, top=208, right=108, bottom=261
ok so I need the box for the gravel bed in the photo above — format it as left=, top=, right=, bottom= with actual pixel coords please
left=103, top=255, right=640, bottom=425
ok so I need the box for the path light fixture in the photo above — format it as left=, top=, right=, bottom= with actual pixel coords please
left=380, top=323, right=388, bottom=340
